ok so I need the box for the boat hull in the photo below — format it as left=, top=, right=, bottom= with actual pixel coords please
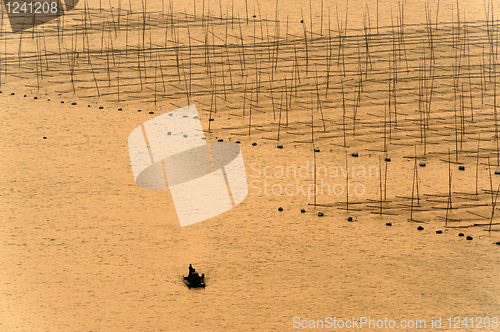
left=183, top=276, right=206, bottom=289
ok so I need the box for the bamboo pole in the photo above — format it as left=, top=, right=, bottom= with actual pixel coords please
left=379, top=156, right=383, bottom=215
left=445, top=148, right=452, bottom=227
left=346, top=151, right=349, bottom=211
left=313, top=146, right=317, bottom=206
left=476, top=134, right=481, bottom=195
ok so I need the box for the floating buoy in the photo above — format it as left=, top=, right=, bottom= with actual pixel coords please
left=466, top=236, right=473, bottom=240
left=43, top=136, right=47, bottom=139
left=352, top=152, right=359, bottom=157
left=458, top=233, right=464, bottom=237
left=87, top=105, right=90, bottom=107
left=347, top=217, right=353, bottom=221
left=458, top=166, right=465, bottom=170
left=118, top=108, right=122, bottom=111
left=61, top=101, right=64, bottom=103
left=277, top=144, right=283, bottom=149
left=300, top=19, right=304, bottom=23
left=495, top=170, right=500, bottom=175
left=99, top=106, right=104, bottom=109
left=386, top=222, right=392, bottom=226
left=301, top=208, right=306, bottom=213
left=149, top=111, right=154, bottom=114
left=34, top=97, right=37, bottom=99
left=278, top=207, right=283, bottom=211
left=252, top=142, right=257, bottom=146
left=253, top=14, right=256, bottom=18
left=137, top=109, right=141, bottom=112
left=183, top=115, right=188, bottom=118
left=436, top=230, right=443, bottom=234
left=236, top=141, right=241, bottom=144
left=10, top=92, right=14, bottom=95
left=318, top=212, right=324, bottom=217
left=24, top=94, right=26, bottom=97
left=71, top=102, right=77, bottom=105
left=167, top=131, right=172, bottom=135
left=417, top=226, right=424, bottom=230
left=314, top=147, right=320, bottom=152
left=495, top=241, right=500, bottom=245
left=218, top=139, right=224, bottom=142
left=183, top=134, right=188, bottom=138
left=385, top=157, right=391, bottom=162
left=419, top=162, right=426, bottom=167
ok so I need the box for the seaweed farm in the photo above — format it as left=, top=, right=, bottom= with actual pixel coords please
left=1, top=0, right=500, bottom=330
left=5, top=1, right=500, bottom=225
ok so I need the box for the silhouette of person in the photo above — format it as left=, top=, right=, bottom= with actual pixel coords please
left=189, top=264, right=195, bottom=276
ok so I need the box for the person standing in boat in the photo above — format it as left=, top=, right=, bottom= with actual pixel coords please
left=189, top=264, right=195, bottom=276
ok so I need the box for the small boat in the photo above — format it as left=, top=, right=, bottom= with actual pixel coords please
left=183, top=272, right=205, bottom=289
